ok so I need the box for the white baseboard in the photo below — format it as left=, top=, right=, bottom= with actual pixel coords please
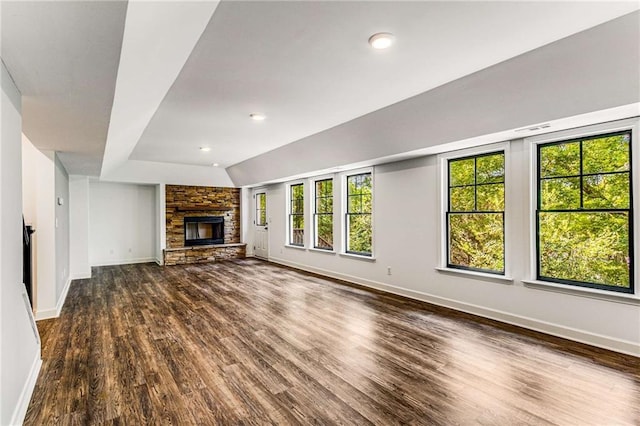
left=10, top=351, right=42, bottom=426
left=155, top=257, right=163, bottom=266
left=70, top=271, right=91, bottom=280
left=35, top=308, right=57, bottom=321
left=35, top=276, right=72, bottom=321
left=91, top=257, right=156, bottom=267
left=268, top=257, right=640, bottom=358
left=55, top=277, right=72, bottom=316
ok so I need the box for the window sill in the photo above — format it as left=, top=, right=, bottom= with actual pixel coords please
left=284, top=244, right=306, bottom=251
left=435, top=267, right=513, bottom=283
left=339, top=252, right=376, bottom=262
left=308, top=247, right=336, bottom=255
left=522, top=280, right=640, bottom=305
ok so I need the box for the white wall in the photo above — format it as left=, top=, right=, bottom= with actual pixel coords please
left=54, top=154, right=70, bottom=307
left=22, top=135, right=69, bottom=320
left=69, top=175, right=91, bottom=279
left=1, top=59, right=41, bottom=426
left=89, top=180, right=156, bottom=266
left=259, top=136, right=640, bottom=356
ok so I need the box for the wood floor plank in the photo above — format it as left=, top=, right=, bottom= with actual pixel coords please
left=25, top=259, right=640, bottom=425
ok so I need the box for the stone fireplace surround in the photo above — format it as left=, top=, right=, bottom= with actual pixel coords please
left=164, top=185, right=246, bottom=265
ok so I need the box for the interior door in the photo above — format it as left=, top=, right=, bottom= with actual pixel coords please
left=254, top=191, right=269, bottom=259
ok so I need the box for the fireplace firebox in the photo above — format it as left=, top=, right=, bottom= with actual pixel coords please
left=184, top=216, right=224, bottom=246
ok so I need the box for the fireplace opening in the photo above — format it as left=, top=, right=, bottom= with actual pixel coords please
left=184, top=216, right=224, bottom=246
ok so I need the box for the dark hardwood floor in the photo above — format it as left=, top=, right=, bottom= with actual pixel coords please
left=25, top=259, right=640, bottom=425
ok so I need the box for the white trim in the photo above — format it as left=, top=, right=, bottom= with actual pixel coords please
left=35, top=308, right=58, bottom=321
left=437, top=142, right=511, bottom=276
left=155, top=257, right=163, bottom=266
left=526, top=117, right=640, bottom=298
left=308, top=247, right=336, bottom=255
left=340, top=167, right=374, bottom=257
left=339, top=252, right=376, bottom=262
left=310, top=174, right=336, bottom=251
left=285, top=179, right=306, bottom=248
left=522, top=279, right=640, bottom=305
left=10, top=351, right=42, bottom=426
left=56, top=277, right=72, bottom=316
left=435, top=267, right=513, bottom=283
left=91, top=257, right=156, bottom=267
left=284, top=244, right=306, bottom=251
left=70, top=271, right=91, bottom=280
left=268, top=257, right=640, bottom=357
left=35, top=276, right=73, bottom=321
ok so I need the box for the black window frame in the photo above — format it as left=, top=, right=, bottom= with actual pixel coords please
left=345, top=172, right=373, bottom=257
left=447, top=151, right=505, bottom=275
left=255, top=192, right=267, bottom=227
left=535, top=130, right=634, bottom=294
left=288, top=183, right=304, bottom=247
left=313, top=178, right=334, bottom=250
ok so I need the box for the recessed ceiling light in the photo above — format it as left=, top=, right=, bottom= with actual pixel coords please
left=368, top=32, right=394, bottom=49
left=250, top=113, right=266, bottom=121
left=200, top=146, right=211, bottom=152
left=212, top=163, right=219, bottom=167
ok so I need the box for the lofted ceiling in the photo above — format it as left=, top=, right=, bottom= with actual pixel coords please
left=1, top=1, right=639, bottom=185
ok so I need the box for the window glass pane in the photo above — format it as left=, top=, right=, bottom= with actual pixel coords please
left=540, top=177, right=580, bottom=210
left=347, top=214, right=372, bottom=254
left=292, top=215, right=304, bottom=229
left=583, top=134, right=630, bottom=174
left=449, top=158, right=475, bottom=186
left=476, top=183, right=504, bottom=211
left=539, top=212, right=630, bottom=288
left=348, top=195, right=361, bottom=213
left=450, top=186, right=475, bottom=211
left=449, top=213, right=504, bottom=272
left=583, top=173, right=630, bottom=209
left=256, top=193, right=266, bottom=226
left=361, top=191, right=372, bottom=214
left=290, top=216, right=304, bottom=245
left=324, top=180, right=333, bottom=196
left=540, top=142, right=580, bottom=177
left=315, top=215, right=333, bottom=249
left=317, top=197, right=332, bottom=214
left=476, top=154, right=504, bottom=184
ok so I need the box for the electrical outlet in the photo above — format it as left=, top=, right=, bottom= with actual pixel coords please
left=387, top=266, right=392, bottom=276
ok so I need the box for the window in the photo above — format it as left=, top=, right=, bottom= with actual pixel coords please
left=536, top=131, right=633, bottom=293
left=313, top=179, right=333, bottom=250
left=346, top=172, right=372, bottom=256
left=256, top=192, right=266, bottom=226
left=289, top=183, right=304, bottom=246
left=447, top=152, right=505, bottom=274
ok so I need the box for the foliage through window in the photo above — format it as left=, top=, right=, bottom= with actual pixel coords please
left=289, top=184, right=304, bottom=246
left=346, top=172, right=372, bottom=256
left=314, top=179, right=333, bottom=250
left=447, top=152, right=505, bottom=273
left=537, top=131, right=633, bottom=293
left=256, top=192, right=266, bottom=226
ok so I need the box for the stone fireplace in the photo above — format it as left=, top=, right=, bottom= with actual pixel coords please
left=163, top=185, right=246, bottom=265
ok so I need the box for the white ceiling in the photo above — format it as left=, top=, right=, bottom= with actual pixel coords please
left=1, top=0, right=127, bottom=175
left=1, top=1, right=638, bottom=182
